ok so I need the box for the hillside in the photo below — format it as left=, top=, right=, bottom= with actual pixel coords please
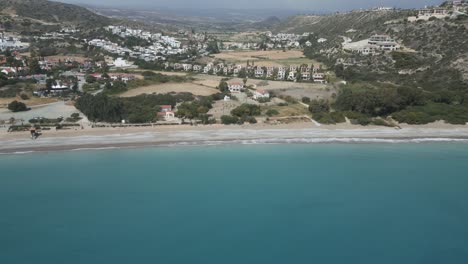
left=0, top=0, right=111, bottom=28
left=290, top=7, right=468, bottom=124
left=273, top=10, right=412, bottom=36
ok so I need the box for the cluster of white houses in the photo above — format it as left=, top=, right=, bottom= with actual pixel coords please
left=87, top=38, right=186, bottom=62
left=165, top=62, right=328, bottom=83
left=105, top=26, right=182, bottom=48
left=225, top=82, right=271, bottom=101
left=87, top=26, right=201, bottom=62
left=0, top=33, right=30, bottom=51
left=408, top=2, right=468, bottom=22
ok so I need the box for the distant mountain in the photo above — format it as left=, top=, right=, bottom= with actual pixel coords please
left=0, top=0, right=111, bottom=27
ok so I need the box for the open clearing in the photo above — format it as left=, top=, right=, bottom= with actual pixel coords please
left=130, top=70, right=189, bottom=77
left=0, top=97, right=58, bottom=109
left=45, top=55, right=88, bottom=63
left=120, top=83, right=219, bottom=97
left=212, top=50, right=322, bottom=67
left=214, top=50, right=305, bottom=61
left=192, top=74, right=333, bottom=100
left=0, top=101, right=80, bottom=122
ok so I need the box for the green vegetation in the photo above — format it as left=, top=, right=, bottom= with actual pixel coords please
left=29, top=117, right=63, bottom=124
left=0, top=0, right=111, bottom=27
left=221, top=115, right=239, bottom=125
left=392, top=103, right=468, bottom=125
left=231, top=104, right=261, bottom=117
left=65, top=113, right=82, bottom=123
left=175, top=97, right=214, bottom=121
left=266, top=109, right=279, bottom=117
left=0, top=87, right=21, bottom=98
left=75, top=93, right=213, bottom=123
left=308, top=99, right=330, bottom=113
left=8, top=101, right=28, bottom=112
left=312, top=112, right=346, bottom=124
left=220, top=104, right=260, bottom=124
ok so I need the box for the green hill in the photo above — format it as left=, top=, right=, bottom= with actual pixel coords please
left=0, top=0, right=111, bottom=27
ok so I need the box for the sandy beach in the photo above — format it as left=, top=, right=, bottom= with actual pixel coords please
left=1, top=122, right=468, bottom=154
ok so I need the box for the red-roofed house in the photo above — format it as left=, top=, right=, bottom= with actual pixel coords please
left=157, top=105, right=175, bottom=121
left=1, top=67, right=16, bottom=76
left=253, top=89, right=270, bottom=100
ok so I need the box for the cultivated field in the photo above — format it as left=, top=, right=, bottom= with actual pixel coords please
left=120, top=83, right=219, bottom=97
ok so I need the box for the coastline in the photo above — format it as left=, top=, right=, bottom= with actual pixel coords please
left=1, top=122, right=468, bottom=154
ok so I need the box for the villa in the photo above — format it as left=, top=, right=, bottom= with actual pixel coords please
left=253, top=89, right=270, bottom=100
left=157, top=105, right=176, bottom=121
left=228, top=82, right=244, bottom=93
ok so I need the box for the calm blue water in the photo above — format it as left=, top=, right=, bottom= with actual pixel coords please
left=1, top=143, right=468, bottom=264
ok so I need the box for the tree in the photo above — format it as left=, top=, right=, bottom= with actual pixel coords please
left=72, top=82, right=79, bottom=92
left=231, top=104, right=261, bottom=117
left=29, top=59, right=42, bottom=74
left=218, top=81, right=229, bottom=93
left=308, top=99, right=330, bottom=113
left=46, top=79, right=56, bottom=90
left=86, top=75, right=97, bottom=84
left=8, top=101, right=28, bottom=112
left=266, top=109, right=279, bottom=117
left=221, top=115, right=239, bottom=125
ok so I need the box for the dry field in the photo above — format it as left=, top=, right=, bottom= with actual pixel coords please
left=214, top=50, right=305, bottom=62
left=192, top=74, right=332, bottom=100
left=262, top=103, right=311, bottom=117
left=130, top=70, right=188, bottom=77
left=120, top=83, right=219, bottom=97
left=212, top=50, right=322, bottom=68
left=45, top=55, right=88, bottom=63
left=274, top=87, right=336, bottom=101
left=0, top=97, right=58, bottom=109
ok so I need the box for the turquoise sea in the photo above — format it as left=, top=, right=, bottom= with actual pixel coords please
left=1, top=143, right=468, bottom=264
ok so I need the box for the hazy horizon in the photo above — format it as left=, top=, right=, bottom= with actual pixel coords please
left=58, top=0, right=443, bottom=12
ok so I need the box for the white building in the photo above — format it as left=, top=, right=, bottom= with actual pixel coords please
left=228, top=82, right=244, bottom=93
left=113, top=58, right=133, bottom=68
left=253, top=89, right=270, bottom=100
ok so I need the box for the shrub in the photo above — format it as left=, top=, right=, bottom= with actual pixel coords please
left=257, top=97, right=270, bottom=103
left=308, top=99, right=330, bottom=113
left=302, top=97, right=311, bottom=104
left=8, top=101, right=28, bottom=112
left=221, top=115, right=239, bottom=125
left=20, top=94, right=29, bottom=100
left=266, top=109, right=280, bottom=117
left=231, top=104, right=261, bottom=117
left=313, top=112, right=345, bottom=124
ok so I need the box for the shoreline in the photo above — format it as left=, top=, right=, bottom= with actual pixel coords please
left=2, top=123, right=468, bottom=154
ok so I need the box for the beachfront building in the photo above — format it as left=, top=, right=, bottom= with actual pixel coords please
left=157, top=105, right=176, bottom=121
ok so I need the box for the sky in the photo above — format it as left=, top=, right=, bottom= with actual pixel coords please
left=59, top=0, right=443, bottom=12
